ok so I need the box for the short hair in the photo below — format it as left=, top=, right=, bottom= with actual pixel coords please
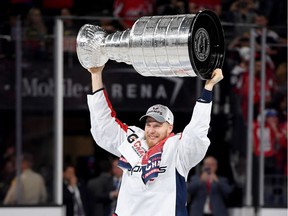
left=63, top=163, right=76, bottom=172
left=204, top=156, right=218, bottom=165
left=22, top=153, right=34, bottom=165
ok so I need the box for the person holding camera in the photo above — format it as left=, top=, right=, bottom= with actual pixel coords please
left=187, top=156, right=233, bottom=216
left=63, top=164, right=91, bottom=216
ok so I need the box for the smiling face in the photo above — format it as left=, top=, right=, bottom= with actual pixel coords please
left=144, top=117, right=173, bottom=149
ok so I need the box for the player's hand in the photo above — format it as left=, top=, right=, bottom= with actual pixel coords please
left=88, top=65, right=105, bottom=74
left=204, top=68, right=224, bottom=90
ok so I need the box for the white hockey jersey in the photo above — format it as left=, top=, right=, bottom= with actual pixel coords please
left=87, top=89, right=212, bottom=216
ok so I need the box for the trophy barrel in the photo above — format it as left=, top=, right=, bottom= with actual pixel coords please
left=125, top=10, right=224, bottom=79
left=76, top=10, right=225, bottom=80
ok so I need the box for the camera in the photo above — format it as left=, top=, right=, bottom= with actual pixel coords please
left=203, top=167, right=211, bottom=175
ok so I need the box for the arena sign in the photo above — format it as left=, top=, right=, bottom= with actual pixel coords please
left=0, top=60, right=197, bottom=111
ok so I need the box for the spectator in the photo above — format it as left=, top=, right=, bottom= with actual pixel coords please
left=252, top=109, right=287, bottom=205
left=253, top=12, right=287, bottom=63
left=61, top=8, right=78, bottom=54
left=227, top=31, right=251, bottom=51
left=256, top=0, right=287, bottom=27
left=63, top=164, right=91, bottom=216
left=22, top=7, right=48, bottom=60
left=228, top=46, right=275, bottom=97
left=236, top=54, right=276, bottom=121
left=228, top=0, right=257, bottom=36
left=3, top=153, right=47, bottom=204
left=61, top=8, right=77, bottom=36
left=253, top=109, right=287, bottom=174
left=42, top=0, right=74, bottom=16
left=272, top=93, right=287, bottom=125
left=187, top=156, right=233, bottom=216
left=229, top=46, right=250, bottom=91
left=98, top=10, right=123, bottom=34
left=156, top=0, right=188, bottom=15
left=110, top=158, right=123, bottom=214
left=279, top=120, right=287, bottom=176
left=188, top=0, right=222, bottom=17
left=0, top=13, right=18, bottom=58
left=87, top=158, right=123, bottom=216
left=274, top=62, right=287, bottom=96
left=228, top=11, right=287, bottom=67
left=270, top=62, right=287, bottom=124
left=0, top=160, right=15, bottom=202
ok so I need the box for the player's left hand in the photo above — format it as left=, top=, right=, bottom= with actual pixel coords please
left=204, top=68, right=224, bottom=90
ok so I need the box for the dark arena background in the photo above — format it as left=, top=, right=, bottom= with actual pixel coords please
left=0, top=0, right=287, bottom=215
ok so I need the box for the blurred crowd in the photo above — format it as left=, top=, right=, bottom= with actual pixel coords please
left=0, top=0, right=287, bottom=64
left=0, top=0, right=287, bottom=36
left=0, top=0, right=287, bottom=214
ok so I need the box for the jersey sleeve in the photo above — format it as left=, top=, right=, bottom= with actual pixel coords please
left=87, top=89, right=128, bottom=157
left=176, top=101, right=212, bottom=179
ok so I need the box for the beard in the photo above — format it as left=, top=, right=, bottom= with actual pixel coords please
left=145, top=132, right=169, bottom=149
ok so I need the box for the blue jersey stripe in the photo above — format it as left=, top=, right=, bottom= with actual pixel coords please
left=176, top=170, right=188, bottom=216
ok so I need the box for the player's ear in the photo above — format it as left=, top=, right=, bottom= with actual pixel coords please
left=168, top=124, right=173, bottom=134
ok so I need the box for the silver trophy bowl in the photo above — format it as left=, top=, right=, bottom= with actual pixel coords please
left=76, top=10, right=225, bottom=80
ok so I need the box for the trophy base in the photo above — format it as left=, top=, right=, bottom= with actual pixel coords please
left=188, top=10, right=225, bottom=80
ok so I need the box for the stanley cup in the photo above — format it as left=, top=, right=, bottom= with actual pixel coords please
left=76, top=10, right=225, bottom=80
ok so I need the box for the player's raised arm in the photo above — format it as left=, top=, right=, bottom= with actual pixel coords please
left=87, top=65, right=105, bottom=92
left=176, top=68, right=224, bottom=177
